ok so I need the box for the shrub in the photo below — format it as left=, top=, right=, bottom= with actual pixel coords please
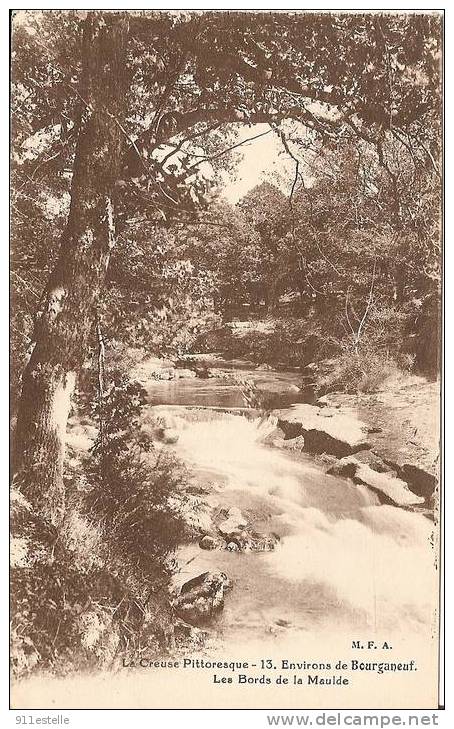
left=313, top=301, right=422, bottom=395
left=316, top=348, right=401, bottom=395
left=83, top=446, right=189, bottom=585
left=82, top=372, right=191, bottom=585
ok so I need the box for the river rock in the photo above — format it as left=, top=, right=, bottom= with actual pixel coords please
left=165, top=369, right=176, bottom=380
left=227, top=506, right=246, bottom=520
left=327, top=456, right=358, bottom=478
left=356, top=450, right=390, bottom=471
left=398, top=464, right=437, bottom=501
left=204, top=368, right=239, bottom=381
left=315, top=382, right=440, bottom=503
left=281, top=435, right=306, bottom=452
left=173, top=571, right=231, bottom=624
left=275, top=618, right=292, bottom=628
left=275, top=404, right=371, bottom=457
left=327, top=451, right=390, bottom=478
left=373, top=454, right=437, bottom=502
left=173, top=620, right=208, bottom=651
left=130, top=356, right=176, bottom=383
left=353, top=464, right=425, bottom=507
left=195, top=366, right=209, bottom=378
left=218, top=508, right=248, bottom=536
left=175, top=368, right=197, bottom=379
left=316, top=394, right=341, bottom=409
left=326, top=453, right=424, bottom=506
left=256, top=363, right=273, bottom=371
left=151, top=368, right=176, bottom=380
left=249, top=532, right=279, bottom=552
left=224, top=530, right=250, bottom=550
left=260, top=426, right=286, bottom=447
left=225, top=529, right=279, bottom=552
left=226, top=541, right=240, bottom=551
left=199, top=535, right=225, bottom=551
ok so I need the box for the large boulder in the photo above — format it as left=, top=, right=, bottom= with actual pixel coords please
left=313, top=383, right=440, bottom=502
left=326, top=455, right=358, bottom=478
left=173, top=571, right=231, bottom=624
left=275, top=404, right=371, bottom=457
left=354, top=464, right=425, bottom=507
left=327, top=450, right=390, bottom=477
left=327, top=452, right=426, bottom=507
left=398, top=464, right=437, bottom=501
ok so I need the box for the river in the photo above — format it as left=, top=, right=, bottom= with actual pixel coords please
left=146, top=360, right=438, bottom=663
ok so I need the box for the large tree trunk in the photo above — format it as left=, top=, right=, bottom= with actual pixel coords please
left=13, top=13, right=129, bottom=524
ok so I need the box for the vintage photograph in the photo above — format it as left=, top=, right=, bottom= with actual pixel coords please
left=10, top=9, right=442, bottom=709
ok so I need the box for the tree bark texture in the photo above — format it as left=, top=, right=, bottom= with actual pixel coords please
left=13, top=13, right=130, bottom=524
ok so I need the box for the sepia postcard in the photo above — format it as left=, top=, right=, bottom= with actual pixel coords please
left=10, top=8, right=443, bottom=710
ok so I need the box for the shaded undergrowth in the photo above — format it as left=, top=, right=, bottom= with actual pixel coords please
left=11, top=370, right=198, bottom=680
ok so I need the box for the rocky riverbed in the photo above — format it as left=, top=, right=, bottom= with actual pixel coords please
left=272, top=378, right=439, bottom=515
left=134, top=353, right=439, bottom=658
left=134, top=353, right=439, bottom=516
left=66, top=351, right=440, bottom=647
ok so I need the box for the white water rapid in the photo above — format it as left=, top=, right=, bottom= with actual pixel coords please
left=168, top=410, right=438, bottom=655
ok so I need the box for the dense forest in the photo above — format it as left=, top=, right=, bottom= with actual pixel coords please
left=11, top=10, right=441, bottom=680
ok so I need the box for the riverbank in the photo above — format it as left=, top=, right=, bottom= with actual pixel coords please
left=130, top=348, right=440, bottom=517
left=271, top=374, right=439, bottom=516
